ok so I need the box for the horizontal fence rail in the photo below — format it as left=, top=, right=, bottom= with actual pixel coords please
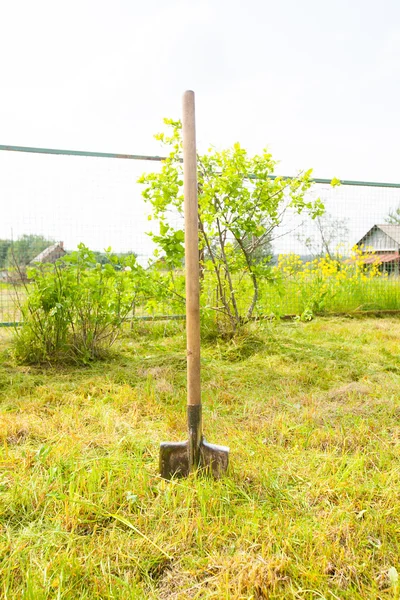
left=1, top=144, right=400, bottom=188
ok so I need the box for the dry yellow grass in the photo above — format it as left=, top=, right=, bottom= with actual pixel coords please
left=1, top=317, right=400, bottom=598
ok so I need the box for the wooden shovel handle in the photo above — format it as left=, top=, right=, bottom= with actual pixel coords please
left=182, top=90, right=201, bottom=408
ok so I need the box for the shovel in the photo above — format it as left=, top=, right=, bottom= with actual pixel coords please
left=159, top=90, right=229, bottom=479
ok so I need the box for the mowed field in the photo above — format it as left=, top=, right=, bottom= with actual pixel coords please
left=1, top=317, right=400, bottom=599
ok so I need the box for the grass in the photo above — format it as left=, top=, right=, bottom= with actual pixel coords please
left=2, top=273, right=400, bottom=329
left=1, top=317, right=400, bottom=598
left=0, top=284, right=22, bottom=323
left=254, top=276, right=400, bottom=316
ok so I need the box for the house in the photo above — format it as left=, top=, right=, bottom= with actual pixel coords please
left=30, top=241, right=66, bottom=264
left=356, top=225, right=400, bottom=274
left=0, top=242, right=66, bottom=284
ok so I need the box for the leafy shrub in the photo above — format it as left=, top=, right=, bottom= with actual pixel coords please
left=13, top=244, right=150, bottom=364
left=139, top=119, right=327, bottom=335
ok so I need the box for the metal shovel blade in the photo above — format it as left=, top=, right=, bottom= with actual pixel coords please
left=160, top=439, right=229, bottom=480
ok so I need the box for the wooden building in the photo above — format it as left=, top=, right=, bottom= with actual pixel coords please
left=30, top=241, right=66, bottom=264
left=356, top=225, right=400, bottom=274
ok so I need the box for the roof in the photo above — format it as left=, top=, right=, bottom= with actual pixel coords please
left=31, top=242, right=65, bottom=264
left=362, top=252, right=400, bottom=264
left=376, top=224, right=400, bottom=244
left=357, top=224, right=400, bottom=246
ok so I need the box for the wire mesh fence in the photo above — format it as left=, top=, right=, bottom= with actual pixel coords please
left=1, top=145, right=400, bottom=327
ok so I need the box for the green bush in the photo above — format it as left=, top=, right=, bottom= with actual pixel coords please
left=139, top=119, right=327, bottom=335
left=13, top=244, right=149, bottom=364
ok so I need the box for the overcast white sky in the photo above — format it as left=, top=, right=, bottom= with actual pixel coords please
left=1, top=0, right=400, bottom=255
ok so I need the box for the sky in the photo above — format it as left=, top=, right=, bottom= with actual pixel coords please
left=1, top=0, right=400, bottom=256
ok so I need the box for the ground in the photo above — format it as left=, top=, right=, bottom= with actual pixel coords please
left=1, top=317, right=400, bottom=599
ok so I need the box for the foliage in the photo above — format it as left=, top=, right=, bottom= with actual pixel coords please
left=92, top=249, right=138, bottom=265
left=386, top=205, right=400, bottom=224
left=13, top=244, right=150, bottom=364
left=0, top=239, right=12, bottom=269
left=2, top=318, right=400, bottom=598
left=139, top=119, right=326, bottom=334
left=275, top=245, right=386, bottom=316
left=7, top=234, right=54, bottom=267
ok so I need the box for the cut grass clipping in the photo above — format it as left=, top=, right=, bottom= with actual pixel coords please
left=1, top=317, right=400, bottom=598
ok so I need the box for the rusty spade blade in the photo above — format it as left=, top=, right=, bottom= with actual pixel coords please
left=159, top=90, right=229, bottom=480
left=160, top=406, right=229, bottom=479
left=159, top=439, right=230, bottom=479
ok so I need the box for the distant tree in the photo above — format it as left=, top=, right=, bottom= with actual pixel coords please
left=233, top=228, right=273, bottom=264
left=92, top=250, right=137, bottom=265
left=7, top=235, right=54, bottom=267
left=92, top=251, right=111, bottom=265
left=297, top=213, right=349, bottom=259
left=386, top=206, right=400, bottom=225
left=0, top=239, right=12, bottom=269
left=117, top=251, right=138, bottom=260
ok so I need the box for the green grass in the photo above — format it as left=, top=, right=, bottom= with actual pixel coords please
left=254, top=276, right=400, bottom=316
left=2, top=274, right=400, bottom=328
left=1, top=318, right=400, bottom=598
left=0, top=284, right=22, bottom=323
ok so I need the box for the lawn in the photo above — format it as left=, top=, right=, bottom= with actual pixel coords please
left=1, top=317, right=400, bottom=599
